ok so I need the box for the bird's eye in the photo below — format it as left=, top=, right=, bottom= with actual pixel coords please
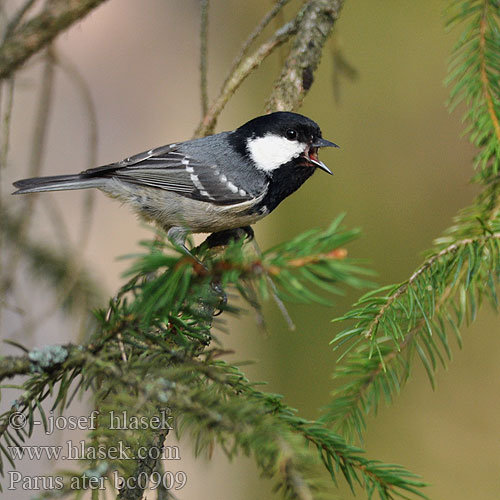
left=286, top=129, right=297, bottom=140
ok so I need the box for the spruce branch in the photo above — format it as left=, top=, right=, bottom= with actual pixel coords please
left=0, top=0, right=109, bottom=80
left=362, top=233, right=499, bottom=341
left=446, top=0, right=500, bottom=180
left=326, top=210, right=500, bottom=440
left=0, top=222, right=421, bottom=499
left=126, top=217, right=367, bottom=322
left=325, top=0, right=500, bottom=444
left=0, top=352, right=32, bottom=380
left=174, top=359, right=428, bottom=500
left=49, top=343, right=425, bottom=500
left=478, top=3, right=500, bottom=143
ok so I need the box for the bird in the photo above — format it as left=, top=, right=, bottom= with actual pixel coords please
left=13, top=111, right=338, bottom=250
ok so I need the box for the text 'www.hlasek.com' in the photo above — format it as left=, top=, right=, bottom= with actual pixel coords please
left=7, top=408, right=188, bottom=492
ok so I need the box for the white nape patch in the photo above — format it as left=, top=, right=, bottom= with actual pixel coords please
left=247, top=134, right=307, bottom=172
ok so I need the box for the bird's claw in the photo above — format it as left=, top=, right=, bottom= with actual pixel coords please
left=202, top=226, right=254, bottom=248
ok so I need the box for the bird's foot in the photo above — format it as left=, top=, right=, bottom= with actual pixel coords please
left=201, top=226, right=254, bottom=248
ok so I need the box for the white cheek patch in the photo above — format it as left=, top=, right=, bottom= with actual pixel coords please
left=246, top=134, right=307, bottom=172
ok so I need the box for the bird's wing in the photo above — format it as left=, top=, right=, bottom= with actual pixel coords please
left=81, top=143, right=254, bottom=205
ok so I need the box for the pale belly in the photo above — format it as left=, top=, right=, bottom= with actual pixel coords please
left=100, top=180, right=268, bottom=233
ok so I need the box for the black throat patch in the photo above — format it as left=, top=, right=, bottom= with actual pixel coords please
left=253, top=160, right=315, bottom=214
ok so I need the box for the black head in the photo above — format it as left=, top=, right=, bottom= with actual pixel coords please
left=231, top=111, right=337, bottom=174
left=238, top=111, right=322, bottom=142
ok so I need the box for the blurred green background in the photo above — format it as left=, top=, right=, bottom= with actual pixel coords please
left=4, top=0, right=500, bottom=499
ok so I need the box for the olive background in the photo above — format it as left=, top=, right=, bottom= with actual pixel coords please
left=4, top=1, right=500, bottom=499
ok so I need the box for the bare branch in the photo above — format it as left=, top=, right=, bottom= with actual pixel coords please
left=0, top=0, right=109, bottom=80
left=0, top=77, right=14, bottom=170
left=221, top=0, right=291, bottom=91
left=266, top=0, right=344, bottom=112
left=194, top=20, right=297, bottom=137
left=199, top=0, right=210, bottom=116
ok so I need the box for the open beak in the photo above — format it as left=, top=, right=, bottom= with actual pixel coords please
left=306, top=138, right=339, bottom=175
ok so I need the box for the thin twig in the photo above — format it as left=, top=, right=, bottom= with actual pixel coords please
left=0, top=78, right=15, bottom=309
left=194, top=19, right=297, bottom=137
left=199, top=0, right=209, bottom=116
left=0, top=77, right=14, bottom=170
left=36, top=49, right=98, bottom=250
left=220, top=0, right=291, bottom=92
left=332, top=36, right=358, bottom=103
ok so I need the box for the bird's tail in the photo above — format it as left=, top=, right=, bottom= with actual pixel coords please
left=12, top=174, right=104, bottom=195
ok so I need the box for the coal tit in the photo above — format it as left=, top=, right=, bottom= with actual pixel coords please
left=13, top=111, right=337, bottom=246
